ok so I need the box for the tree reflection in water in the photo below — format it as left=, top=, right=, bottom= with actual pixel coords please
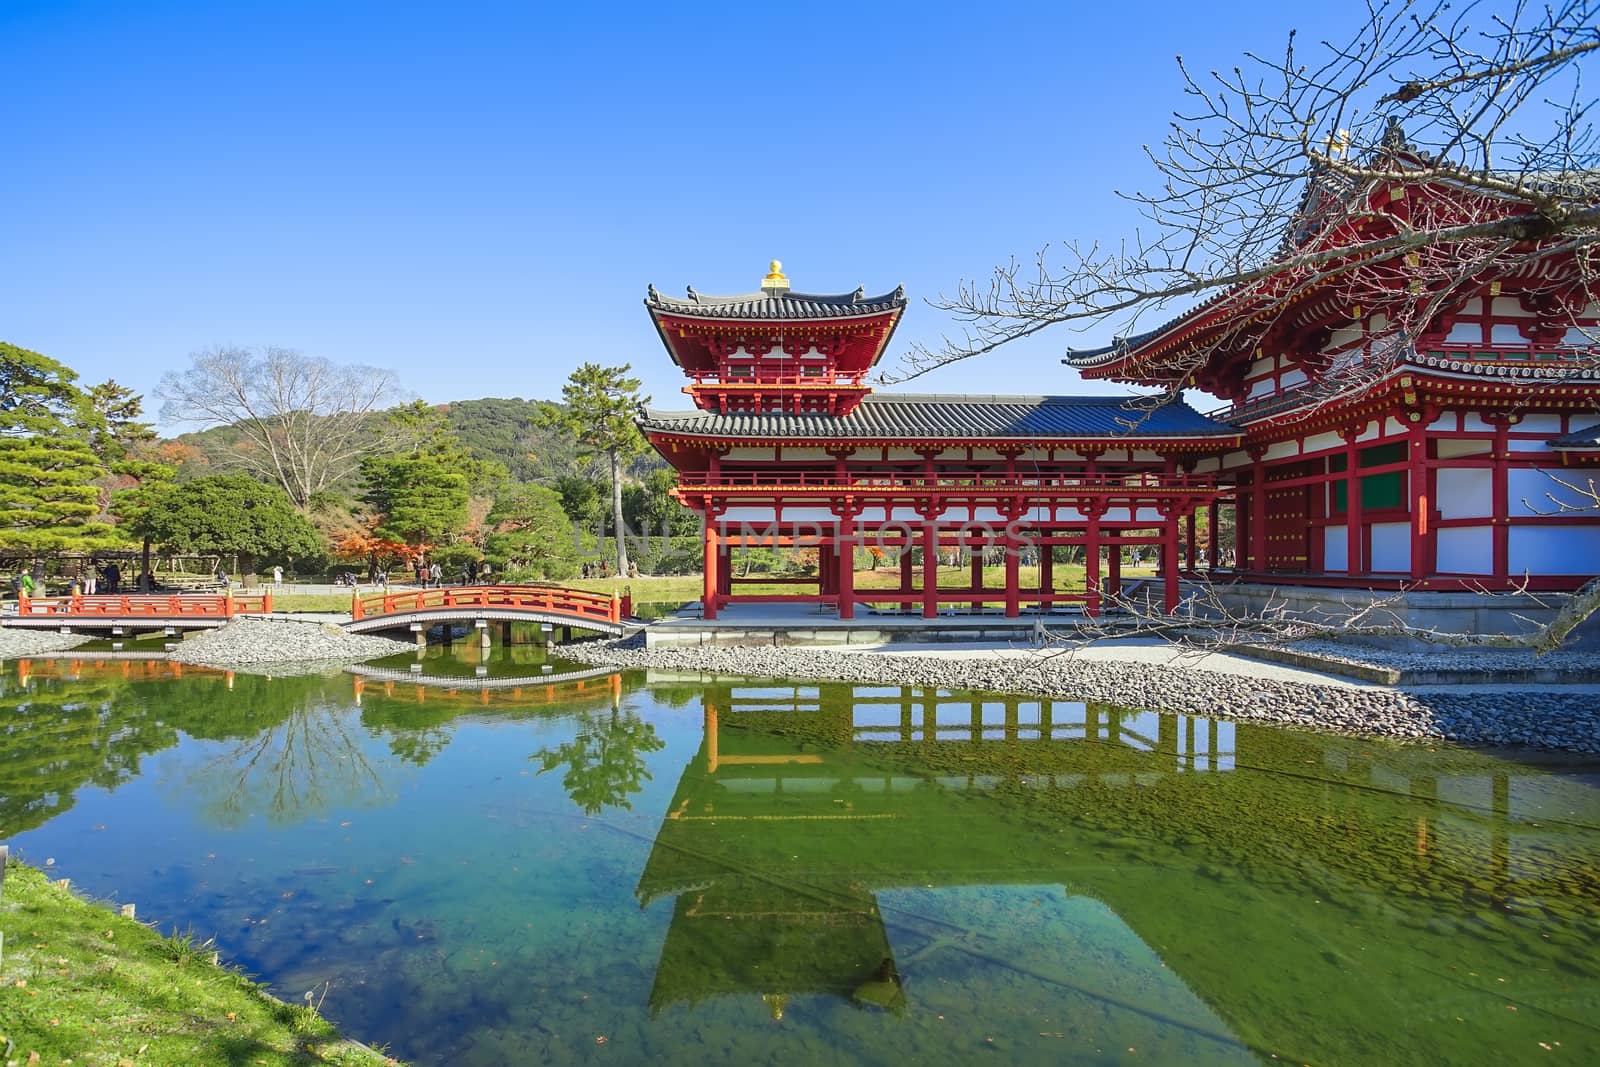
left=185, top=702, right=392, bottom=827
left=533, top=707, right=664, bottom=815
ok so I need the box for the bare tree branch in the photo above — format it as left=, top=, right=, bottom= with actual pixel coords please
left=158, top=346, right=406, bottom=506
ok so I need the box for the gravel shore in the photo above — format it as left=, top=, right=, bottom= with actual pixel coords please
left=167, top=617, right=412, bottom=669
left=567, top=635, right=1600, bottom=753
left=0, top=629, right=89, bottom=658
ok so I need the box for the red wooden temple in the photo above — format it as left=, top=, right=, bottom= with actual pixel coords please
left=1065, top=152, right=1600, bottom=595
left=640, top=262, right=1240, bottom=620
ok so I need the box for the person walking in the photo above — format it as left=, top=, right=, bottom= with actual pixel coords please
left=480, top=561, right=493, bottom=583
left=466, top=559, right=479, bottom=584
left=84, top=563, right=98, bottom=596
left=272, top=564, right=284, bottom=587
left=103, top=562, right=121, bottom=594
left=429, top=561, right=443, bottom=587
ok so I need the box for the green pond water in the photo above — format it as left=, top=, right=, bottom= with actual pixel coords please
left=2, top=646, right=1598, bottom=1065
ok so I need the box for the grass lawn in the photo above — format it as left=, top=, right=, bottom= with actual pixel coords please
left=569, top=563, right=1163, bottom=603
left=257, top=564, right=1166, bottom=615
left=0, top=860, right=399, bottom=1066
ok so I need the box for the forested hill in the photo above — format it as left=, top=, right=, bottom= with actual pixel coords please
left=169, top=396, right=664, bottom=489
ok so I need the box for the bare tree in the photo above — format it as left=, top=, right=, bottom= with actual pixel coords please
left=159, top=345, right=405, bottom=506
left=889, top=0, right=1599, bottom=400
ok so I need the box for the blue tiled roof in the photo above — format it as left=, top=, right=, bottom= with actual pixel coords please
left=638, top=393, right=1240, bottom=440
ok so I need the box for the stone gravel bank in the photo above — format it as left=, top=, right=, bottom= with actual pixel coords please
left=569, top=635, right=1600, bottom=754
left=167, top=617, right=412, bottom=669
left=0, top=629, right=88, bottom=658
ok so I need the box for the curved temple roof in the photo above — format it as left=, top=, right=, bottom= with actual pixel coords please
left=638, top=393, right=1240, bottom=442
left=645, top=283, right=907, bottom=322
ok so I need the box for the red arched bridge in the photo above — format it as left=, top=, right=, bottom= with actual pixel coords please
left=345, top=585, right=631, bottom=638
left=4, top=591, right=274, bottom=633
left=2, top=585, right=631, bottom=638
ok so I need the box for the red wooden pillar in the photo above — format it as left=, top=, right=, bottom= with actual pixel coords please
left=969, top=547, right=983, bottom=594
left=1162, top=510, right=1181, bottom=613
left=1039, top=539, right=1054, bottom=607
left=1343, top=429, right=1363, bottom=575
left=1491, top=416, right=1510, bottom=581
left=1206, top=503, right=1219, bottom=571
left=900, top=541, right=915, bottom=610
left=1248, top=449, right=1266, bottom=573
left=703, top=524, right=720, bottom=620
left=837, top=512, right=856, bottom=620
left=1003, top=525, right=1020, bottom=618
left=922, top=518, right=938, bottom=619
left=1184, top=510, right=1197, bottom=576
left=1084, top=513, right=1101, bottom=619
left=1106, top=537, right=1122, bottom=597
left=1407, top=418, right=1432, bottom=582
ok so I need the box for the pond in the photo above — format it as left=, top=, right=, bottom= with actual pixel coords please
left=3, top=650, right=1598, bottom=1065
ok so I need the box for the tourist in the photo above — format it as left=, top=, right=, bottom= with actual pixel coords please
left=415, top=560, right=427, bottom=587
left=480, top=561, right=492, bottom=583
left=104, top=562, right=121, bottom=594
left=272, top=564, right=284, bottom=587
left=466, top=558, right=479, bottom=583
left=18, top=571, right=36, bottom=598
left=83, top=563, right=98, bottom=596
left=429, top=561, right=443, bottom=587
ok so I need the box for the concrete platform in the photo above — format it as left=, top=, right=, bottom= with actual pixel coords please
left=644, top=601, right=1149, bottom=648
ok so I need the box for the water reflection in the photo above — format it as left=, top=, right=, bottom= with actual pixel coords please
left=1, top=660, right=1596, bottom=1066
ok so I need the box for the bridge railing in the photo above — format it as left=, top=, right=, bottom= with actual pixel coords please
left=350, top=584, right=625, bottom=625
left=14, top=591, right=272, bottom=618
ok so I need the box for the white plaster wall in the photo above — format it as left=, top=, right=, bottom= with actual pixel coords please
left=1221, top=451, right=1251, bottom=468
left=1446, top=322, right=1481, bottom=343
left=779, top=506, right=836, bottom=523
left=1509, top=526, right=1600, bottom=574
left=855, top=507, right=926, bottom=524
left=1490, top=323, right=1527, bottom=345
left=1462, top=414, right=1496, bottom=433
left=1330, top=327, right=1362, bottom=349
left=1516, top=414, right=1564, bottom=436
left=1491, top=297, right=1532, bottom=317
left=1248, top=356, right=1275, bottom=378
left=719, top=507, right=778, bottom=524
left=1357, top=422, right=1390, bottom=443
left=1435, top=468, right=1493, bottom=519
left=1281, top=368, right=1308, bottom=389
left=1302, top=432, right=1343, bottom=455
left=1436, top=438, right=1491, bottom=458
left=1436, top=526, right=1493, bottom=575
left=1323, top=526, right=1348, bottom=571
left=1370, top=522, right=1412, bottom=572
left=1248, top=378, right=1277, bottom=399
left=1264, top=440, right=1299, bottom=461
left=1193, top=457, right=1221, bottom=473
left=1506, top=469, right=1565, bottom=515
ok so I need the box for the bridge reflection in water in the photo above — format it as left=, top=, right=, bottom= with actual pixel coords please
left=633, top=677, right=1600, bottom=1063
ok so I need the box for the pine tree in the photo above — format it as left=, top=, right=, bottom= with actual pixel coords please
left=0, top=342, right=115, bottom=556
left=545, top=364, right=647, bottom=575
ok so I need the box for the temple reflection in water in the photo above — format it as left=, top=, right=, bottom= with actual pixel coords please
left=634, top=676, right=1599, bottom=1063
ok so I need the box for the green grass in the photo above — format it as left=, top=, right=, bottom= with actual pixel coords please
left=267, top=593, right=364, bottom=613
left=570, top=563, right=1162, bottom=603
left=0, top=860, right=400, bottom=1066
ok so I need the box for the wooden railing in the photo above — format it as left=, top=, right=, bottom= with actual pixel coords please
left=680, top=471, right=1220, bottom=492
left=14, top=591, right=272, bottom=618
left=350, top=584, right=627, bottom=624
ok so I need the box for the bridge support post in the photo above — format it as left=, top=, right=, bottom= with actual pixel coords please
left=502, top=622, right=515, bottom=645
left=410, top=623, right=425, bottom=648
left=476, top=619, right=491, bottom=649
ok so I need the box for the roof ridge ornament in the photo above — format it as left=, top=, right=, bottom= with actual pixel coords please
left=761, top=259, right=790, bottom=294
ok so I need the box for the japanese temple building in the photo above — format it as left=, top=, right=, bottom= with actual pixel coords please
left=641, top=235, right=1600, bottom=621
left=640, top=262, right=1238, bottom=620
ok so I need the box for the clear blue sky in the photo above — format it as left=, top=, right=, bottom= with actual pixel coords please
left=3, top=0, right=1362, bottom=424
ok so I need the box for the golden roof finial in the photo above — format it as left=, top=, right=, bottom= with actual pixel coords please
left=761, top=259, right=789, bottom=292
